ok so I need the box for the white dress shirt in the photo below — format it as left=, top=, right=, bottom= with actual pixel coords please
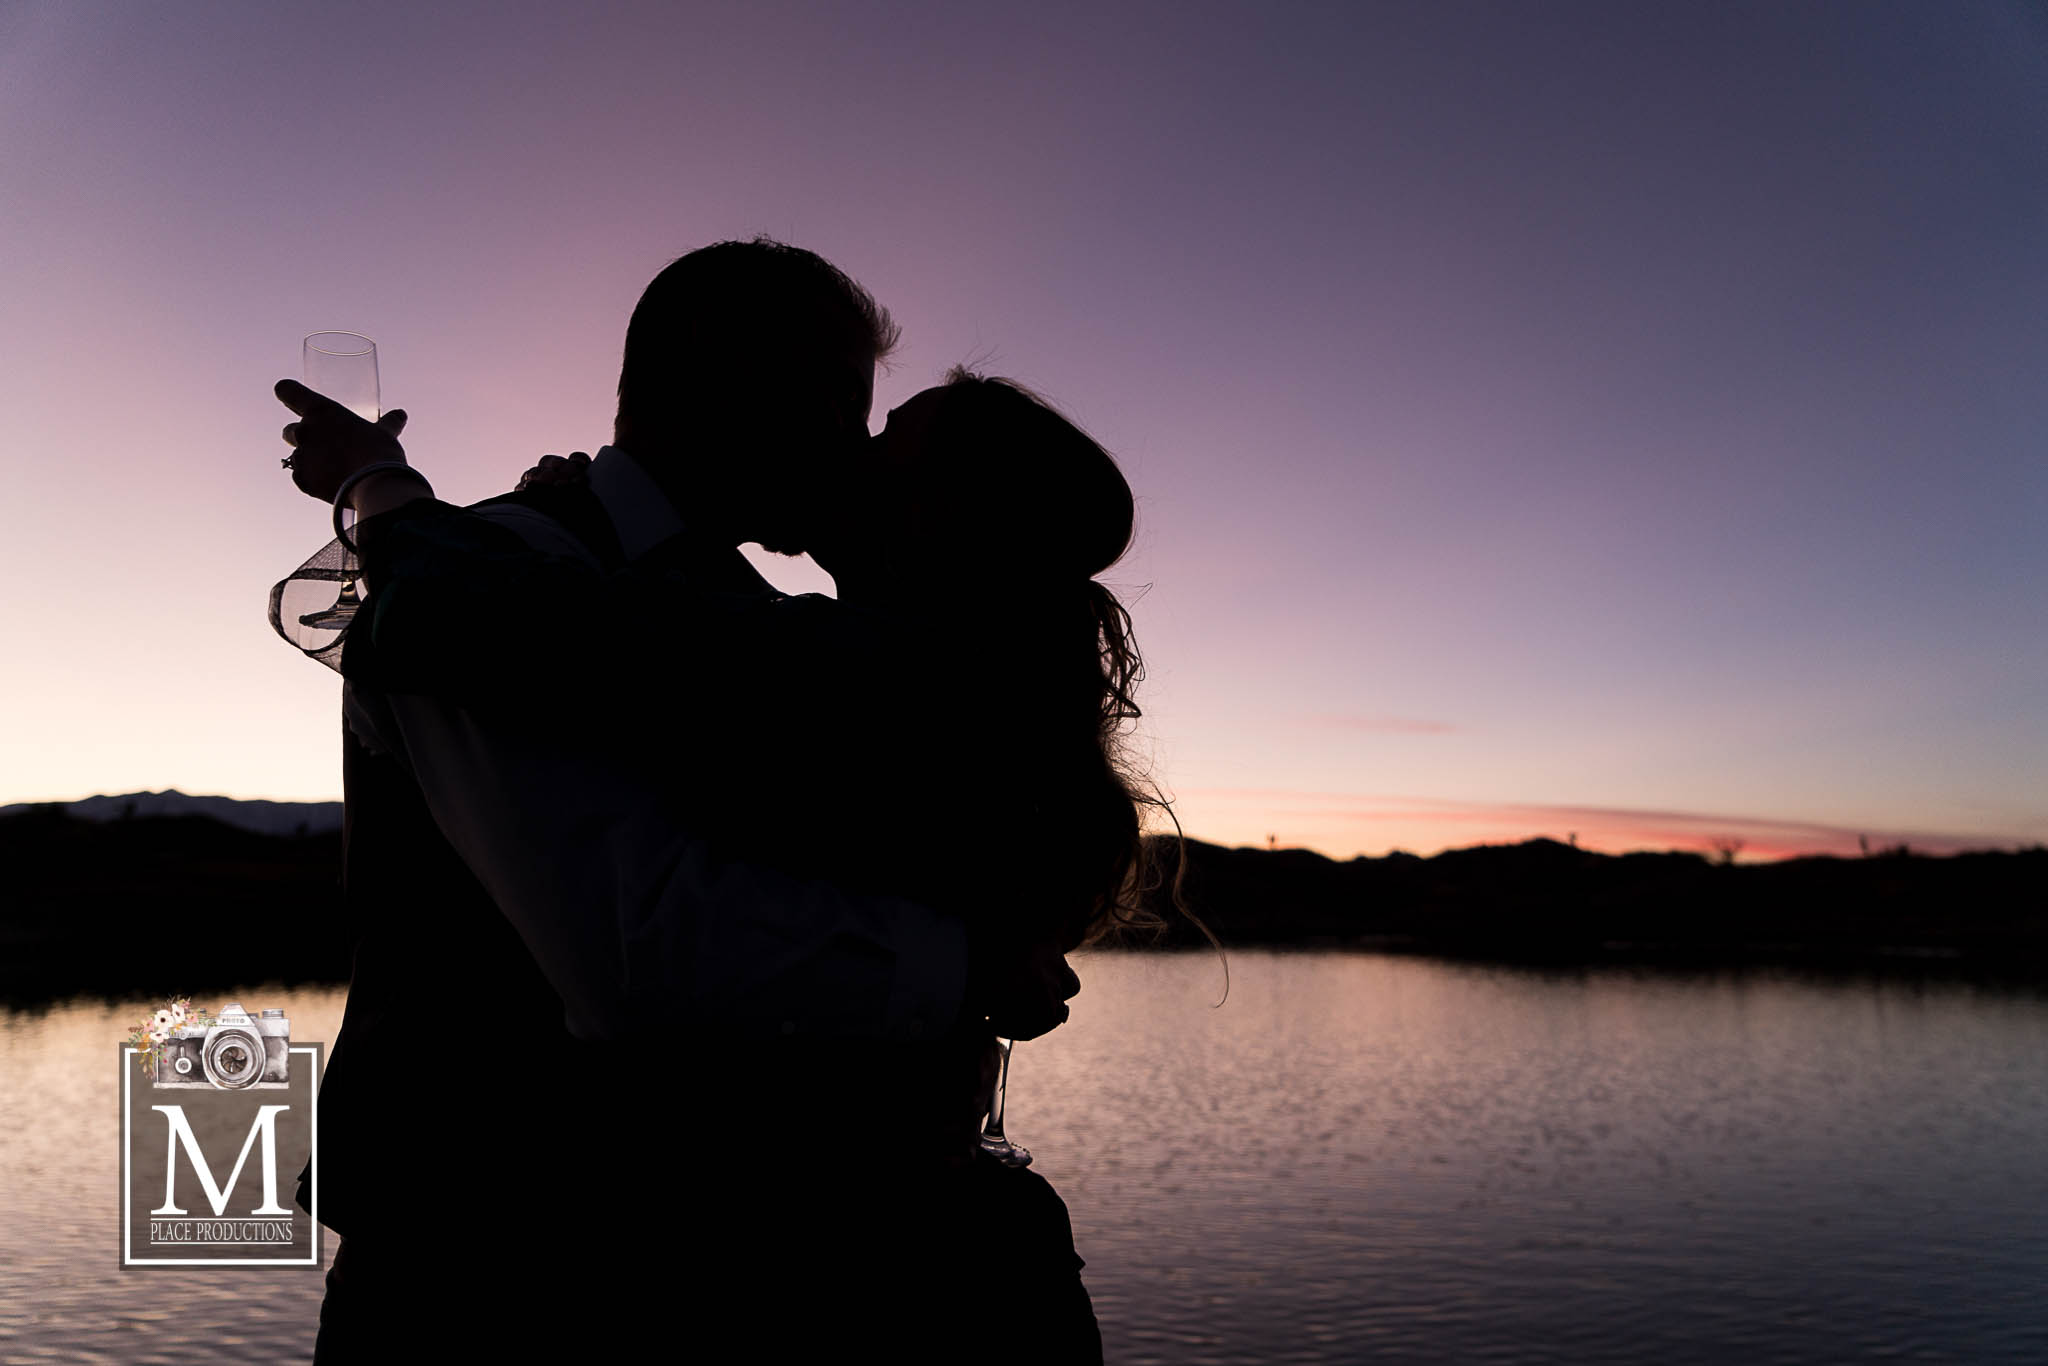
left=342, top=446, right=969, bottom=1043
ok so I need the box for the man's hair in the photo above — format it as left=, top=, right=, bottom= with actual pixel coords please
left=616, top=236, right=899, bottom=435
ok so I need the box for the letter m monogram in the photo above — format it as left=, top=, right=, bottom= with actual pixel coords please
left=151, top=1105, right=292, bottom=1216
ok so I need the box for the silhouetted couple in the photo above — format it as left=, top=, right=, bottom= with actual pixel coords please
left=276, top=238, right=1158, bottom=1362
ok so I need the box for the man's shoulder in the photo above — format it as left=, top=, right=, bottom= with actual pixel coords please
left=465, top=484, right=624, bottom=568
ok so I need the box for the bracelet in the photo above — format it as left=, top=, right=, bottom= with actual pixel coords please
left=332, top=461, right=433, bottom=553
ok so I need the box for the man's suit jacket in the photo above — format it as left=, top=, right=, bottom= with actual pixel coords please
left=297, top=475, right=642, bottom=1239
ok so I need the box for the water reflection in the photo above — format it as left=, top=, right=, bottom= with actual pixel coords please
left=4, top=956, right=2046, bottom=1364
left=0, top=992, right=347, bottom=1364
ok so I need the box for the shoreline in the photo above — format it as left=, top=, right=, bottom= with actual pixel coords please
left=5, top=808, right=2044, bottom=1009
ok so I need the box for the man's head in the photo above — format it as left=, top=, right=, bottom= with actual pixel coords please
left=614, top=237, right=899, bottom=552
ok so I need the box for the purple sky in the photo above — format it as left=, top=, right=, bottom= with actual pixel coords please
left=3, top=1, right=2042, bottom=859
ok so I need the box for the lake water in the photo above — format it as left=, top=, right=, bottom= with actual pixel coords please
left=3, top=951, right=2046, bottom=1363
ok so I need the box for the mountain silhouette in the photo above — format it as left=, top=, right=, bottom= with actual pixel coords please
left=2, top=804, right=2042, bottom=1007
left=1141, top=836, right=2048, bottom=977
left=0, top=789, right=342, bottom=837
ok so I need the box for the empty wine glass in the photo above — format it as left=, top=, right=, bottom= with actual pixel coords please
left=303, top=332, right=379, bottom=419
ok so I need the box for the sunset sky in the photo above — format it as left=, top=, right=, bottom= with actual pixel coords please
left=3, top=1, right=2042, bottom=860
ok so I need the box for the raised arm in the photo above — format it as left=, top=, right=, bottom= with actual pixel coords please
left=337, top=494, right=817, bottom=704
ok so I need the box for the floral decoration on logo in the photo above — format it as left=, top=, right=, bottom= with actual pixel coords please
left=124, top=997, right=215, bottom=1076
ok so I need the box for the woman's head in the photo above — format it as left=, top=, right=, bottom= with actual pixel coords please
left=815, top=369, right=1180, bottom=947
left=817, top=369, right=1133, bottom=591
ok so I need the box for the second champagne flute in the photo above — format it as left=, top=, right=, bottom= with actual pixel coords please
left=978, top=1036, right=1033, bottom=1168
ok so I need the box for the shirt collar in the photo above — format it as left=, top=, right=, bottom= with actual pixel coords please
left=586, top=445, right=688, bottom=562
left=586, top=445, right=778, bottom=597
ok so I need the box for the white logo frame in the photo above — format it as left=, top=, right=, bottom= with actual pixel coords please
left=120, top=1044, right=321, bottom=1267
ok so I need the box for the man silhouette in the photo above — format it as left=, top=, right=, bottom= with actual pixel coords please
left=281, top=238, right=1080, bottom=1359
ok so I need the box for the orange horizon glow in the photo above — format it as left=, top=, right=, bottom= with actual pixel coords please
left=1176, top=789, right=2032, bottom=863
left=10, top=783, right=2032, bottom=867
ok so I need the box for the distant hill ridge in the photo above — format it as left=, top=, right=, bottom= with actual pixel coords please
left=0, top=789, right=343, bottom=836
left=2, top=798, right=2043, bottom=1006
left=1139, top=835, right=2048, bottom=971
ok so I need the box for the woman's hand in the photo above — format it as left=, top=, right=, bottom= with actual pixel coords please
left=515, top=451, right=592, bottom=492
left=275, top=378, right=409, bottom=502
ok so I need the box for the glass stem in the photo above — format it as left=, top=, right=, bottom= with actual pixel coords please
left=978, top=1037, right=1032, bottom=1167
left=982, top=1036, right=1014, bottom=1143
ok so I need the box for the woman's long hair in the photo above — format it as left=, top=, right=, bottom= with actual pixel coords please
left=925, top=369, right=1207, bottom=953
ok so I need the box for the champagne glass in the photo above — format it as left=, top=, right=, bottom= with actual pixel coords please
left=304, top=331, right=379, bottom=419
left=293, top=333, right=377, bottom=632
left=977, top=1037, right=1033, bottom=1168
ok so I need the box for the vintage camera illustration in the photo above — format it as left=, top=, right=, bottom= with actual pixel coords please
left=153, top=1003, right=291, bottom=1090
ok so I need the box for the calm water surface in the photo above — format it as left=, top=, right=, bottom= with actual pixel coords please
left=3, top=952, right=2045, bottom=1363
